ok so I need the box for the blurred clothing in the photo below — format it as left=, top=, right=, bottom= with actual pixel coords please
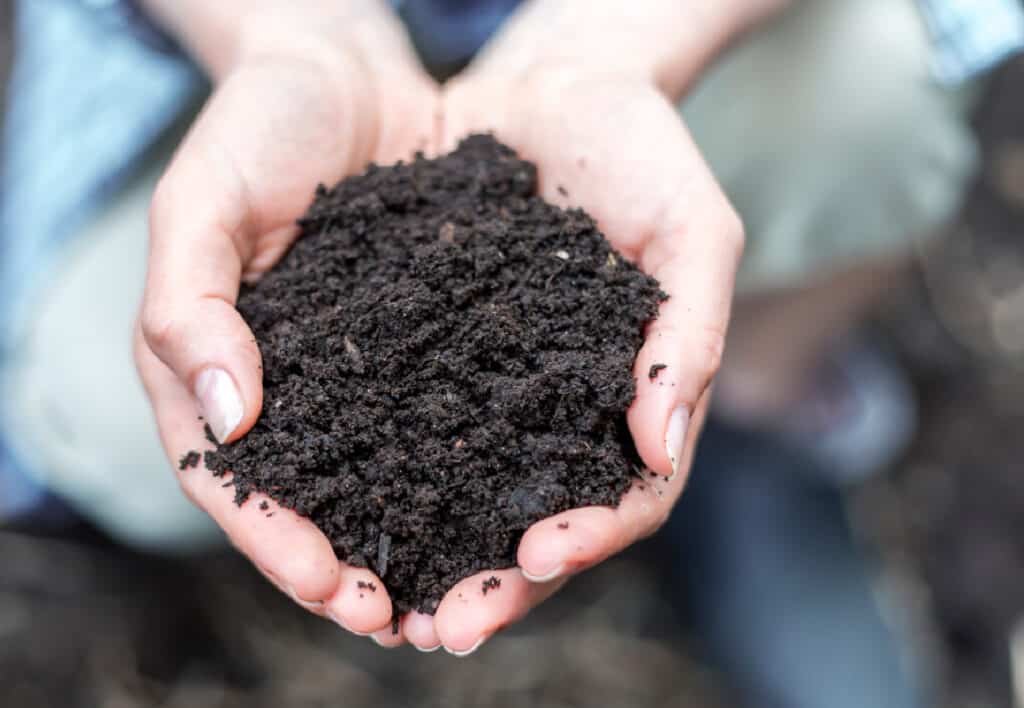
left=917, top=0, right=1024, bottom=83
left=665, top=419, right=924, bottom=708
left=687, top=0, right=980, bottom=292
left=0, top=0, right=200, bottom=363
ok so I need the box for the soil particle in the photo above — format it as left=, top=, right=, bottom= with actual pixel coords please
left=648, top=364, right=667, bottom=380
left=557, top=522, right=570, bottom=530
left=357, top=581, right=377, bottom=593
left=482, top=576, right=501, bottom=595
left=199, top=135, right=664, bottom=615
left=178, top=451, right=200, bottom=471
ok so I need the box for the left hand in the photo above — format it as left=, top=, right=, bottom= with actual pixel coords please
left=386, top=53, right=745, bottom=655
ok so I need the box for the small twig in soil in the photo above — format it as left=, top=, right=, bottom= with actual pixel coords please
left=377, top=533, right=392, bottom=579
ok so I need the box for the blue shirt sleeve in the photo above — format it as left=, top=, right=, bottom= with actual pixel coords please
left=917, top=0, right=1024, bottom=83
left=72, top=0, right=180, bottom=53
left=0, top=0, right=201, bottom=350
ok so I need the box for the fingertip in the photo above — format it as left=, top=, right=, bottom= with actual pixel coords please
left=141, top=296, right=264, bottom=444
left=370, top=625, right=405, bottom=649
left=324, top=565, right=393, bottom=635
left=183, top=477, right=340, bottom=603
left=402, top=611, right=442, bottom=652
left=627, top=335, right=695, bottom=476
left=434, top=569, right=559, bottom=654
left=433, top=572, right=504, bottom=653
left=517, top=508, right=619, bottom=580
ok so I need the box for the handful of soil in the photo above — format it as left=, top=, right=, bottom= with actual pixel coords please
left=201, top=135, right=665, bottom=614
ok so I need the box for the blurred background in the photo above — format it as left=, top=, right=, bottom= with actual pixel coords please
left=3, top=1, right=1024, bottom=707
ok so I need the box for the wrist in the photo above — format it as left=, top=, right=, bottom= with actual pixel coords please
left=467, top=0, right=791, bottom=99
left=138, top=0, right=407, bottom=83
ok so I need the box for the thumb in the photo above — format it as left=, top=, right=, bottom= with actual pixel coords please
left=627, top=182, right=743, bottom=480
left=139, top=129, right=266, bottom=445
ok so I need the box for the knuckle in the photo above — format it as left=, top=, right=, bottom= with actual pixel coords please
left=148, top=174, right=176, bottom=233
left=693, top=323, right=727, bottom=386
left=139, top=306, right=181, bottom=356
left=722, top=202, right=746, bottom=256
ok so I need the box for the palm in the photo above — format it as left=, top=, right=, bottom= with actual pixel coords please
left=137, top=51, right=441, bottom=636
left=389, top=75, right=742, bottom=652
left=186, top=58, right=439, bottom=282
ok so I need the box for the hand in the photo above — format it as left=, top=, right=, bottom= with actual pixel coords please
left=135, top=2, right=440, bottom=636
left=389, top=14, right=748, bottom=653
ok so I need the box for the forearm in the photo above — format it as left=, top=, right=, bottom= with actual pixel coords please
left=137, top=0, right=408, bottom=81
left=469, top=0, right=791, bottom=98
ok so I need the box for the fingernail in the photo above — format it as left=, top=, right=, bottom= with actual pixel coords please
left=195, top=368, right=244, bottom=443
left=325, top=609, right=370, bottom=637
left=446, top=635, right=488, bottom=658
left=415, top=643, right=442, bottom=653
left=521, top=564, right=565, bottom=583
left=284, top=582, right=324, bottom=612
left=665, top=405, right=689, bottom=481
left=370, top=633, right=399, bottom=649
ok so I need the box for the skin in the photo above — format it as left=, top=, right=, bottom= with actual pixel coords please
left=136, top=0, right=788, bottom=654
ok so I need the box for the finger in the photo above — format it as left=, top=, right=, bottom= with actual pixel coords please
left=402, top=611, right=442, bottom=652
left=139, top=61, right=378, bottom=444
left=519, top=388, right=712, bottom=582
left=433, top=569, right=566, bottom=656
left=323, top=566, right=393, bottom=636
left=135, top=327, right=341, bottom=605
left=141, top=86, right=269, bottom=444
left=370, top=625, right=406, bottom=649
left=628, top=180, right=741, bottom=479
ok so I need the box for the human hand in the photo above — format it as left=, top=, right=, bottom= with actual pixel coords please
left=387, top=3, right=757, bottom=654
left=135, top=1, right=440, bottom=636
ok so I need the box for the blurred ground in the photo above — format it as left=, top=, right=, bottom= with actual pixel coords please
left=0, top=528, right=728, bottom=708
left=857, top=55, right=1024, bottom=708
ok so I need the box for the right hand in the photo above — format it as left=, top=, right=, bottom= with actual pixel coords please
left=134, top=3, right=439, bottom=638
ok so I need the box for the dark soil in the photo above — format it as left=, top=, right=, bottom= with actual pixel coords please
left=201, top=135, right=664, bottom=615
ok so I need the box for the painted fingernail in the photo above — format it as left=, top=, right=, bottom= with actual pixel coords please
left=446, top=635, right=488, bottom=658
left=521, top=564, right=565, bottom=583
left=665, top=405, right=689, bottom=481
left=194, top=368, right=244, bottom=443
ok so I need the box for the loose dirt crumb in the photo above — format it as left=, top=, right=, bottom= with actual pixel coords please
left=557, top=522, right=570, bottom=530
left=649, top=363, right=667, bottom=380
left=357, top=580, right=377, bottom=593
left=482, top=576, right=501, bottom=595
left=178, top=451, right=200, bottom=470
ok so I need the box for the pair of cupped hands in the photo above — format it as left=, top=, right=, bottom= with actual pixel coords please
left=135, top=1, right=743, bottom=654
